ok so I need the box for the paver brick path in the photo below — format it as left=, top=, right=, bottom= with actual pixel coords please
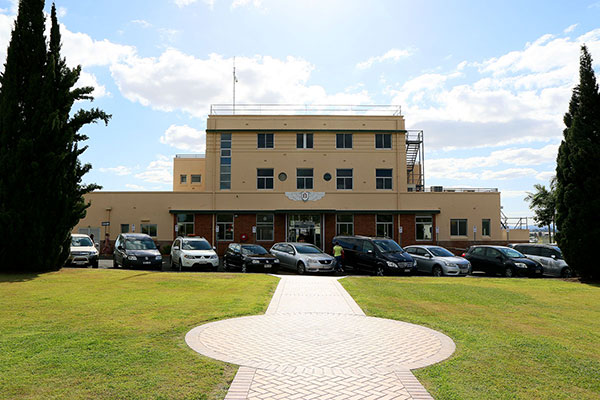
left=186, top=276, right=455, bottom=399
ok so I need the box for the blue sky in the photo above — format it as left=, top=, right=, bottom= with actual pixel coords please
left=1, top=0, right=599, bottom=219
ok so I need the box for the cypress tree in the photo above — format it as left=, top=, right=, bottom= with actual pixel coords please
left=555, top=45, right=600, bottom=280
left=0, top=1, right=110, bottom=273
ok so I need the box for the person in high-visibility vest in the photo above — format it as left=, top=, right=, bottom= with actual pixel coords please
left=333, top=241, right=344, bottom=273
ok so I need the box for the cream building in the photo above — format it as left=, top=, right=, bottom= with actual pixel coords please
left=75, top=105, right=527, bottom=254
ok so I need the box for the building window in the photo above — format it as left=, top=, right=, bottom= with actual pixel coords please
left=376, top=169, right=393, bottom=190
left=336, top=133, right=352, bottom=149
left=450, top=219, right=467, bottom=236
left=141, top=224, right=157, bottom=237
left=191, top=174, right=201, bottom=184
left=377, top=214, right=393, bottom=238
left=297, top=133, right=313, bottom=149
left=375, top=133, right=392, bottom=149
left=220, top=133, right=232, bottom=190
left=180, top=174, right=187, bottom=184
left=256, top=213, right=274, bottom=241
left=416, top=216, right=433, bottom=240
left=120, top=224, right=129, bottom=233
left=257, top=133, right=274, bottom=148
left=257, top=168, right=274, bottom=189
left=336, top=214, right=354, bottom=235
left=176, top=213, right=194, bottom=236
left=217, top=214, right=234, bottom=241
left=296, top=168, right=314, bottom=190
left=336, top=169, right=353, bottom=190
left=482, top=219, right=491, bottom=236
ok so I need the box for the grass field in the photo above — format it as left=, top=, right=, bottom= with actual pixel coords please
left=0, top=269, right=278, bottom=400
left=341, top=277, right=600, bottom=400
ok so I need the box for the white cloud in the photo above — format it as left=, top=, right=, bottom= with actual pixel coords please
left=174, top=0, right=215, bottom=9
left=131, top=19, right=152, bottom=28
left=535, top=171, right=556, bottom=181
left=564, top=24, right=577, bottom=34
left=160, top=125, right=206, bottom=153
left=481, top=168, right=539, bottom=180
left=99, top=166, right=132, bottom=176
left=356, top=48, right=415, bottom=70
left=110, top=51, right=371, bottom=117
left=134, top=155, right=172, bottom=184
left=57, top=7, right=67, bottom=18
left=60, top=29, right=136, bottom=68
left=76, top=71, right=109, bottom=98
left=500, top=190, right=528, bottom=199
left=125, top=184, right=147, bottom=190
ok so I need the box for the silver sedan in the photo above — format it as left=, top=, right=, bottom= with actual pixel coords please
left=270, top=242, right=335, bottom=274
left=404, top=245, right=471, bottom=276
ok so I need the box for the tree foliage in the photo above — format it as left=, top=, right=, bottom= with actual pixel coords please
left=0, top=1, right=110, bottom=273
left=555, top=45, right=600, bottom=280
left=525, top=182, right=556, bottom=242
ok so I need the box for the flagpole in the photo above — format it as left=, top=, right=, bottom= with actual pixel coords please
left=233, top=57, right=236, bottom=115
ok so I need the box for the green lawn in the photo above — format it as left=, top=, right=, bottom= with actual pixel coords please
left=341, top=277, right=600, bottom=400
left=0, top=269, right=278, bottom=400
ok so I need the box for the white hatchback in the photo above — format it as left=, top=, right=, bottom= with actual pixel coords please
left=170, top=237, right=219, bottom=271
left=70, top=234, right=99, bottom=268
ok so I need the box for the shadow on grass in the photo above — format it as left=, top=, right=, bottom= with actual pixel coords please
left=0, top=272, right=41, bottom=283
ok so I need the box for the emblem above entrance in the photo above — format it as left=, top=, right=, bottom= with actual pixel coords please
left=285, top=191, right=325, bottom=202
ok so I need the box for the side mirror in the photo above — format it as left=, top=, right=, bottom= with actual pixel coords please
left=213, top=246, right=217, bottom=250
left=551, top=254, right=556, bottom=259
left=367, top=249, right=373, bottom=254
left=117, top=245, right=124, bottom=251
left=173, top=246, right=179, bottom=250
left=425, top=253, right=432, bottom=258
left=95, top=243, right=100, bottom=249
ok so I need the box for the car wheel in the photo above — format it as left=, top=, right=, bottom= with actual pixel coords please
left=92, top=260, right=99, bottom=269
left=375, top=266, right=385, bottom=276
left=223, top=259, right=229, bottom=271
left=169, top=257, right=175, bottom=271
left=504, top=266, right=514, bottom=278
left=297, top=262, right=305, bottom=275
left=432, top=266, right=443, bottom=277
left=561, top=267, right=573, bottom=278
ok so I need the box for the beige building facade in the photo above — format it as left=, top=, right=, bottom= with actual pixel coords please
left=75, top=107, right=526, bottom=254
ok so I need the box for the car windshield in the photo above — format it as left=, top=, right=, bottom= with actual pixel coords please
left=125, top=238, right=156, bottom=250
left=182, top=240, right=211, bottom=250
left=242, top=245, right=268, bottom=255
left=373, top=239, right=404, bottom=253
left=295, top=244, right=322, bottom=254
left=429, top=247, right=454, bottom=257
left=72, top=236, right=93, bottom=247
left=498, top=247, right=525, bottom=258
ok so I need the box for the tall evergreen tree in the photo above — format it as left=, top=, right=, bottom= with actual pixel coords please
left=555, top=45, right=600, bottom=280
left=0, top=1, right=110, bottom=273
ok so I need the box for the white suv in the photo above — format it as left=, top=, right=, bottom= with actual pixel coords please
left=69, top=234, right=99, bottom=268
left=170, top=237, right=219, bottom=271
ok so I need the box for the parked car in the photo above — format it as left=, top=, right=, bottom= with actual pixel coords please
left=510, top=244, right=572, bottom=278
left=332, top=235, right=416, bottom=276
left=113, top=233, right=162, bottom=270
left=463, top=245, right=543, bottom=277
left=223, top=243, right=279, bottom=273
left=170, top=236, right=219, bottom=271
left=270, top=242, right=334, bottom=274
left=405, top=245, right=471, bottom=276
left=69, top=233, right=99, bottom=268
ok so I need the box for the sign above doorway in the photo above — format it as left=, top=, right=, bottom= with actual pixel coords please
left=285, top=191, right=325, bottom=202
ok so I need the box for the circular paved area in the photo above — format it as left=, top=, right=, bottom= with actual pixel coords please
left=185, top=312, right=455, bottom=376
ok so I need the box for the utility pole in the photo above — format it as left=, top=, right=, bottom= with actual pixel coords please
left=233, top=57, right=238, bottom=114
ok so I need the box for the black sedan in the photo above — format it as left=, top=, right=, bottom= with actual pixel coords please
left=223, top=243, right=280, bottom=273
left=464, top=245, right=543, bottom=277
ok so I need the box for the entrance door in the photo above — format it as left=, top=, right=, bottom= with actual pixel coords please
left=287, top=214, right=322, bottom=249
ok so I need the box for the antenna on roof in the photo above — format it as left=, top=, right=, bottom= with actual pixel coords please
left=233, top=57, right=238, bottom=115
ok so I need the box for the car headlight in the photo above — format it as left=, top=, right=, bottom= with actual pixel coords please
left=386, top=261, right=397, bottom=267
left=155, top=255, right=162, bottom=260
left=251, top=259, right=260, bottom=264
left=515, top=262, right=527, bottom=269
left=127, top=255, right=137, bottom=261
left=184, top=254, right=194, bottom=259
left=447, top=263, right=458, bottom=268
left=274, top=259, right=280, bottom=263
left=307, top=258, right=319, bottom=263
left=210, top=254, right=218, bottom=259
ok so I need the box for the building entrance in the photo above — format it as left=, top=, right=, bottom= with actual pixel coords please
left=287, top=214, right=322, bottom=248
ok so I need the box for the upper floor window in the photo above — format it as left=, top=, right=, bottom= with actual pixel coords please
left=336, top=133, right=352, bottom=149
left=191, top=174, right=201, bottom=184
left=336, top=169, right=353, bottom=190
left=180, top=174, right=187, bottom=184
left=257, top=168, right=274, bottom=189
left=376, top=169, right=393, bottom=190
left=297, top=133, right=313, bottom=149
left=220, top=134, right=232, bottom=190
left=482, top=219, right=491, bottom=236
left=297, top=168, right=314, bottom=190
left=375, top=133, right=392, bottom=149
left=258, top=133, right=274, bottom=149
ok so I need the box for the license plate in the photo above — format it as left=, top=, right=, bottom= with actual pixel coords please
left=404, top=268, right=411, bottom=272
left=143, top=261, right=151, bottom=264
left=264, top=265, right=271, bottom=269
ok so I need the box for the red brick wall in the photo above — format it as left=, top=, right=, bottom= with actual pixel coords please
left=193, top=214, right=213, bottom=242
left=354, top=214, right=376, bottom=237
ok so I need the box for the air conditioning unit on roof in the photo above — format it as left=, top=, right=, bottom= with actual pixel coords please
left=430, top=186, right=444, bottom=192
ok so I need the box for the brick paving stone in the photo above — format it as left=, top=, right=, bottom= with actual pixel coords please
left=186, top=275, right=455, bottom=399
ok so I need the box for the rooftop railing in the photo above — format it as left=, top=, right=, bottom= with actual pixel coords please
left=175, top=154, right=205, bottom=158
left=423, top=187, right=499, bottom=193
left=209, top=104, right=402, bottom=116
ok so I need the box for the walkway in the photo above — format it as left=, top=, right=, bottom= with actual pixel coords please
left=185, top=276, right=455, bottom=399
